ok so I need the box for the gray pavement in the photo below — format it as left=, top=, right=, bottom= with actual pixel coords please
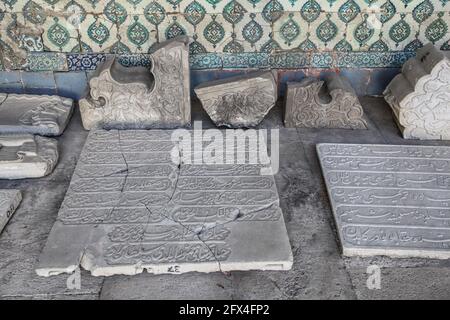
left=0, top=97, right=449, bottom=300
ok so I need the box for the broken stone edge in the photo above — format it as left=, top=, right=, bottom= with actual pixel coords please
left=0, top=190, right=22, bottom=233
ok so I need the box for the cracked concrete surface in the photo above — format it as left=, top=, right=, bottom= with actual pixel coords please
left=0, top=97, right=449, bottom=299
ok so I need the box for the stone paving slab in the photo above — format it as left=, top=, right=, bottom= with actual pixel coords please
left=36, top=129, right=293, bottom=277
left=317, top=143, right=450, bottom=259
left=0, top=189, right=21, bottom=234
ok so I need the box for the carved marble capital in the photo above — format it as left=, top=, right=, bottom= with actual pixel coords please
left=284, top=74, right=367, bottom=129
left=194, top=71, right=278, bottom=128
left=0, top=134, right=58, bottom=179
left=79, top=36, right=191, bottom=130
left=0, top=93, right=73, bottom=136
left=384, top=43, right=450, bottom=140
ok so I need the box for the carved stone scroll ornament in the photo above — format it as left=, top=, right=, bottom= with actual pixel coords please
left=194, top=71, right=278, bottom=128
left=0, top=134, right=58, bottom=179
left=79, top=36, right=191, bottom=130
left=284, top=74, right=368, bottom=129
left=0, top=93, right=73, bottom=136
left=384, top=43, right=450, bottom=140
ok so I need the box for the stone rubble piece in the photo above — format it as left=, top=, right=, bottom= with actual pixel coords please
left=194, top=71, right=278, bottom=128
left=0, top=190, right=22, bottom=234
left=36, top=129, right=293, bottom=277
left=0, top=134, right=58, bottom=179
left=0, top=93, right=73, bottom=136
left=317, top=143, right=450, bottom=259
left=284, top=74, right=368, bottom=129
left=79, top=37, right=191, bottom=130
left=384, top=43, right=450, bottom=140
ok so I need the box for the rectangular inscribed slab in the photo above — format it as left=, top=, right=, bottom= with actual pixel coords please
left=317, top=143, right=450, bottom=259
left=37, top=130, right=293, bottom=276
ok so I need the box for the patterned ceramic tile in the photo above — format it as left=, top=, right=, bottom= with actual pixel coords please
left=0, top=0, right=447, bottom=71
left=26, top=52, right=68, bottom=71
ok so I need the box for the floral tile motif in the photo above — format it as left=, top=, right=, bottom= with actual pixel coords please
left=0, top=0, right=447, bottom=70
left=67, top=53, right=106, bottom=71
left=26, top=52, right=67, bottom=71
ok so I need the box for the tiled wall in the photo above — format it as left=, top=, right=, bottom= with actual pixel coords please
left=0, top=0, right=449, bottom=71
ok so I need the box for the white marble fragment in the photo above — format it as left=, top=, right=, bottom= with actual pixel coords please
left=0, top=93, right=73, bottom=136
left=384, top=43, right=450, bottom=140
left=0, top=190, right=22, bottom=234
left=194, top=71, right=278, bottom=128
left=0, top=134, right=58, bottom=179
left=79, top=37, right=191, bottom=130
left=36, top=130, right=293, bottom=277
left=284, top=74, right=367, bottom=129
left=317, top=143, right=450, bottom=259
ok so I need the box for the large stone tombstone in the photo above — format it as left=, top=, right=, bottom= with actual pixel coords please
left=284, top=74, right=367, bottom=129
left=384, top=43, right=450, bottom=140
left=79, top=36, right=191, bottom=130
left=36, top=129, right=293, bottom=276
left=0, top=190, right=22, bottom=234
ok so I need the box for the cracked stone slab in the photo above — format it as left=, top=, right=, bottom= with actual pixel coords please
left=36, top=129, right=293, bottom=277
left=0, top=189, right=21, bottom=234
left=79, top=37, right=191, bottom=130
left=284, top=74, right=367, bottom=129
left=317, top=143, right=450, bottom=259
left=194, top=71, right=278, bottom=128
left=0, top=134, right=59, bottom=179
left=0, top=93, right=74, bottom=136
left=384, top=43, right=450, bottom=140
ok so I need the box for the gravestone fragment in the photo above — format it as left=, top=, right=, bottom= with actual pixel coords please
left=284, top=74, right=367, bottom=129
left=36, top=129, right=293, bottom=276
left=0, top=93, right=73, bottom=136
left=0, top=190, right=22, bottom=234
left=384, top=43, right=450, bottom=140
left=0, top=134, right=58, bottom=179
left=317, top=143, right=450, bottom=259
left=194, top=71, right=278, bottom=128
left=79, top=37, right=191, bottom=130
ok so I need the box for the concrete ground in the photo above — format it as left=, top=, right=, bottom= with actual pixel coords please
left=0, top=97, right=449, bottom=300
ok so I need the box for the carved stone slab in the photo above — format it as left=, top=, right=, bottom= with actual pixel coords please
left=317, top=143, right=450, bottom=259
left=284, top=74, right=367, bottom=129
left=194, top=71, right=278, bottom=128
left=36, top=130, right=293, bottom=276
left=0, top=135, right=58, bottom=179
left=79, top=37, right=191, bottom=130
left=384, top=43, right=450, bottom=140
left=0, top=93, right=73, bottom=136
left=0, top=190, right=22, bottom=234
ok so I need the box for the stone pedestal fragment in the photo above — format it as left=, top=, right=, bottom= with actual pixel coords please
left=284, top=74, right=367, bottom=129
left=384, top=44, right=450, bottom=140
left=79, top=37, right=191, bottom=130
left=0, top=93, right=73, bottom=136
left=317, top=143, right=450, bottom=259
left=194, top=71, right=278, bottom=128
left=0, top=135, right=58, bottom=179
left=0, top=190, right=22, bottom=234
left=36, top=129, right=293, bottom=277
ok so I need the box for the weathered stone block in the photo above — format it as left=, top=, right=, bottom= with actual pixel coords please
left=79, top=37, right=191, bottom=130
left=0, top=93, right=73, bottom=136
left=0, top=135, right=58, bottom=179
left=317, top=143, right=450, bottom=259
left=194, top=71, right=278, bottom=128
left=0, top=190, right=22, bottom=234
left=384, top=43, right=450, bottom=140
left=36, top=130, right=292, bottom=277
left=284, top=74, right=367, bottom=129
